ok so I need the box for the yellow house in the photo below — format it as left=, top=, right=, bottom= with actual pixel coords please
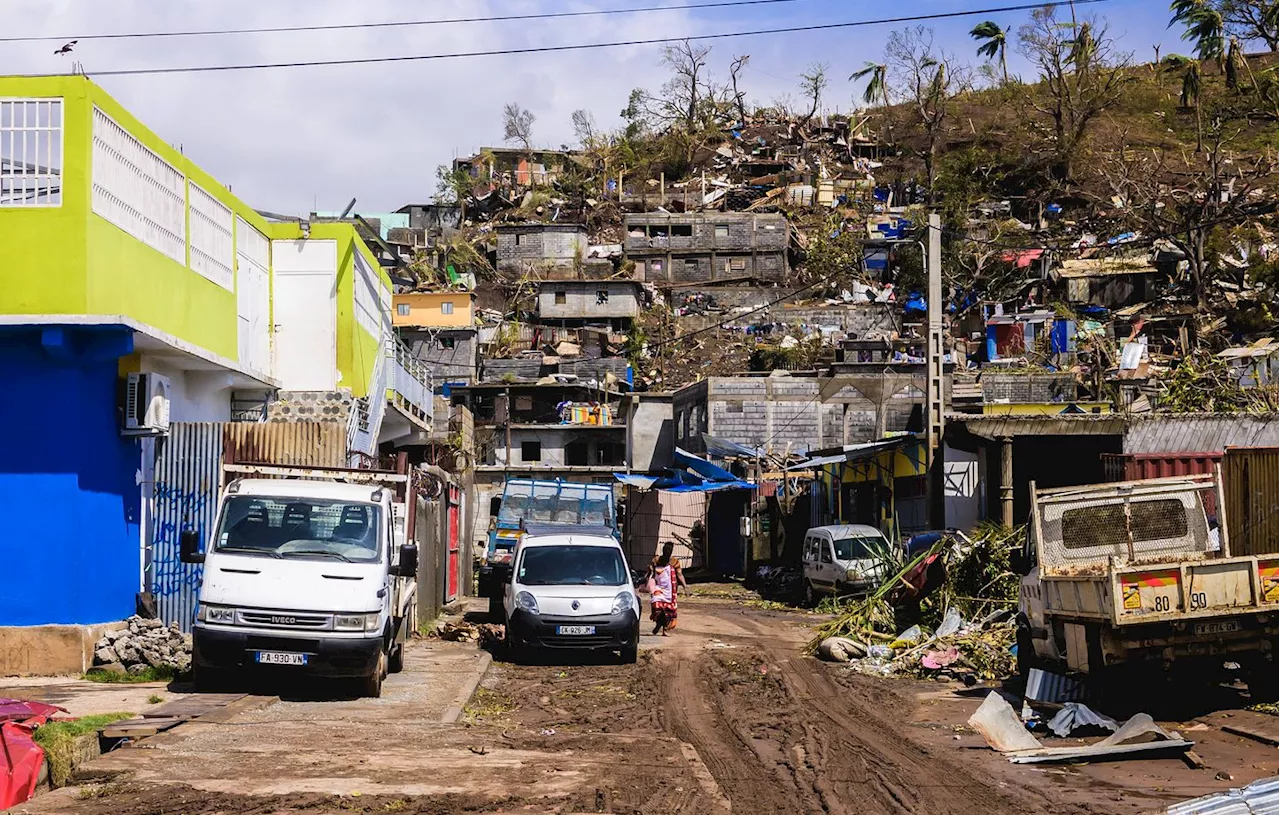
left=393, top=292, right=474, bottom=329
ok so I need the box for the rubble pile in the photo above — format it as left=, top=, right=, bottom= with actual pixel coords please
left=91, top=616, right=192, bottom=676
left=433, top=621, right=504, bottom=644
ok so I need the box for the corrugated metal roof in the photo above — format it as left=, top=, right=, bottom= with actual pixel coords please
left=1123, top=415, right=1280, bottom=454
left=1056, top=257, right=1159, bottom=279
left=1167, top=775, right=1279, bottom=815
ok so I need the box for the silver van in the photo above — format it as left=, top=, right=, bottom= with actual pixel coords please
left=801, top=524, right=892, bottom=604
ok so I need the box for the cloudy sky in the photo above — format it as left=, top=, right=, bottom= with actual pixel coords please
left=6, top=0, right=1187, bottom=215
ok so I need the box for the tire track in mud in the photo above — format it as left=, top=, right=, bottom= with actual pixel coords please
left=671, top=607, right=1099, bottom=815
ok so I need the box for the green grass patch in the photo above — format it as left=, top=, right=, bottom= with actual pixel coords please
left=34, top=713, right=134, bottom=787
left=82, top=665, right=176, bottom=684
left=147, top=695, right=164, bottom=705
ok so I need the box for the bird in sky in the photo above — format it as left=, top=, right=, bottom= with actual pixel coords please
left=54, top=40, right=77, bottom=56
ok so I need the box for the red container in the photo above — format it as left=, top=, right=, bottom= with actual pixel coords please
left=1101, top=452, right=1223, bottom=516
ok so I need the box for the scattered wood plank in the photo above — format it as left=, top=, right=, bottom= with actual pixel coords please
left=141, top=694, right=245, bottom=720
left=101, top=717, right=188, bottom=739
left=1181, top=750, right=1206, bottom=769
left=1221, top=723, right=1279, bottom=747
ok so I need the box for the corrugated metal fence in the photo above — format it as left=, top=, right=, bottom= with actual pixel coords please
left=148, top=421, right=350, bottom=631
left=149, top=423, right=223, bottom=632
left=1223, top=447, right=1279, bottom=557
left=624, top=488, right=706, bottom=572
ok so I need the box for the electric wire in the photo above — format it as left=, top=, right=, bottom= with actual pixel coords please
left=0, top=0, right=809, bottom=43
left=14, top=0, right=1106, bottom=78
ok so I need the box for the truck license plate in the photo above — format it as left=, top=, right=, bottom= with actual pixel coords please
left=256, top=651, right=307, bottom=665
left=557, top=625, right=596, bottom=636
left=1194, top=621, right=1241, bottom=636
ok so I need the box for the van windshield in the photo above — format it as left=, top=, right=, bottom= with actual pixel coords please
left=833, top=536, right=884, bottom=561
left=518, top=545, right=628, bottom=586
left=214, top=496, right=382, bottom=563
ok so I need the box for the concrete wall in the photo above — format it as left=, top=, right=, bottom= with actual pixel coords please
left=0, top=622, right=122, bottom=676
left=490, top=427, right=627, bottom=467
left=538, top=282, right=641, bottom=320
left=672, top=374, right=935, bottom=455
left=265, top=390, right=354, bottom=423
left=677, top=303, right=899, bottom=336
left=496, top=225, right=587, bottom=278
left=625, top=212, right=789, bottom=254
left=0, top=325, right=142, bottom=626
left=404, top=328, right=478, bottom=386
left=982, top=373, right=1077, bottom=403
left=627, top=395, right=675, bottom=472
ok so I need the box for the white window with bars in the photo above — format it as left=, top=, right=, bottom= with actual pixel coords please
left=189, top=182, right=234, bottom=290
left=0, top=98, right=63, bottom=206
left=91, top=106, right=186, bottom=264
left=353, top=250, right=384, bottom=341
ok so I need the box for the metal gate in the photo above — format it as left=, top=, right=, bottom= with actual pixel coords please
left=446, top=485, right=461, bottom=603
left=148, top=423, right=223, bottom=632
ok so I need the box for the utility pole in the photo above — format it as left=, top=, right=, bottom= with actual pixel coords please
left=926, top=212, right=945, bottom=528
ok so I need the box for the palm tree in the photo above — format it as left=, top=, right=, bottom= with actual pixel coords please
left=850, top=61, right=893, bottom=143
left=1164, top=54, right=1204, bottom=151
left=1224, top=35, right=1254, bottom=89
left=969, top=21, right=1010, bottom=84
left=1171, top=0, right=1226, bottom=64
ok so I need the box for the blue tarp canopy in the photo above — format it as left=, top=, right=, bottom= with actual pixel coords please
left=615, top=447, right=755, bottom=493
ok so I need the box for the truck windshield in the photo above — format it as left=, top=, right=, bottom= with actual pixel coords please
left=833, top=536, right=884, bottom=561
left=517, top=545, right=628, bottom=586
left=214, top=496, right=383, bottom=563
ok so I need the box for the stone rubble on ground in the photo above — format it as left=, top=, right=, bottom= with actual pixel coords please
left=92, top=614, right=193, bottom=675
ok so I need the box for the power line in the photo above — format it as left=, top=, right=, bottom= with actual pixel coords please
left=16, top=0, right=1106, bottom=79
left=1, top=0, right=807, bottom=44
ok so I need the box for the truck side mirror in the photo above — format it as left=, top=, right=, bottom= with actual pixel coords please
left=397, top=543, right=419, bottom=578
left=179, top=528, right=204, bottom=564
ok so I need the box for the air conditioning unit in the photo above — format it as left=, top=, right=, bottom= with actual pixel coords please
left=123, top=372, right=171, bottom=435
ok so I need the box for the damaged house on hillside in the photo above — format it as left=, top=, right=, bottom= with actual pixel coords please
left=625, top=212, right=792, bottom=285
left=495, top=223, right=589, bottom=279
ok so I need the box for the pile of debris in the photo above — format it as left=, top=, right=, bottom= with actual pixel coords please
left=817, top=609, right=1016, bottom=683
left=433, top=621, right=503, bottom=644
left=91, top=616, right=192, bottom=676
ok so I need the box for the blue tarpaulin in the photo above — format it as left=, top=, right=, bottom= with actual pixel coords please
left=615, top=447, right=754, bottom=493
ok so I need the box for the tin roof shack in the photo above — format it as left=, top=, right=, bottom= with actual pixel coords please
left=1219, top=339, right=1279, bottom=389
left=984, top=311, right=1076, bottom=366
left=944, top=413, right=1280, bottom=528
left=453, top=147, right=578, bottom=193
left=496, top=223, right=588, bottom=280
left=625, top=212, right=790, bottom=284
left=791, top=436, right=929, bottom=541
left=1054, top=257, right=1164, bottom=310
left=537, top=280, right=643, bottom=327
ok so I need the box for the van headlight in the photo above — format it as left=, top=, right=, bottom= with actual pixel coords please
left=515, top=591, right=539, bottom=614
left=199, top=604, right=234, bottom=624
left=334, top=613, right=381, bottom=632
left=845, top=567, right=862, bottom=582
left=611, top=592, right=634, bottom=616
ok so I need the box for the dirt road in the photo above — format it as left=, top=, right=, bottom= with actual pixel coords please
left=18, top=598, right=1277, bottom=814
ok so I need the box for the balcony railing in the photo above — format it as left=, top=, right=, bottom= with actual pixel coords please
left=387, top=334, right=433, bottom=425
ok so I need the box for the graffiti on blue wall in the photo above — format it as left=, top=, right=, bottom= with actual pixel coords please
left=150, top=481, right=209, bottom=600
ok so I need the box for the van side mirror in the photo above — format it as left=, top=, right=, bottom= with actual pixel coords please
left=397, top=543, right=419, bottom=578
left=179, top=528, right=204, bottom=564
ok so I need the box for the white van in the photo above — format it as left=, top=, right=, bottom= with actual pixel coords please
left=503, top=524, right=640, bottom=664
left=801, top=524, right=892, bottom=604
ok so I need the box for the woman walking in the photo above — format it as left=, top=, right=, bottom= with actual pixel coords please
left=647, top=542, right=687, bottom=635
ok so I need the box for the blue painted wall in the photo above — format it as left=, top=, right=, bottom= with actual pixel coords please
left=0, top=325, right=141, bottom=626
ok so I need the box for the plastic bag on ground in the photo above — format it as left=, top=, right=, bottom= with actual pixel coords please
left=889, top=625, right=923, bottom=649
left=936, top=607, right=964, bottom=639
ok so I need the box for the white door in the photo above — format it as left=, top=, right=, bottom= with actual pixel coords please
left=236, top=218, right=272, bottom=376
left=271, top=239, right=337, bottom=391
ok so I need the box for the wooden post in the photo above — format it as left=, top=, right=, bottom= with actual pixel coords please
left=1000, top=436, right=1014, bottom=528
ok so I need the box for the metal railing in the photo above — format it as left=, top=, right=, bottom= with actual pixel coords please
left=387, top=334, right=433, bottom=425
